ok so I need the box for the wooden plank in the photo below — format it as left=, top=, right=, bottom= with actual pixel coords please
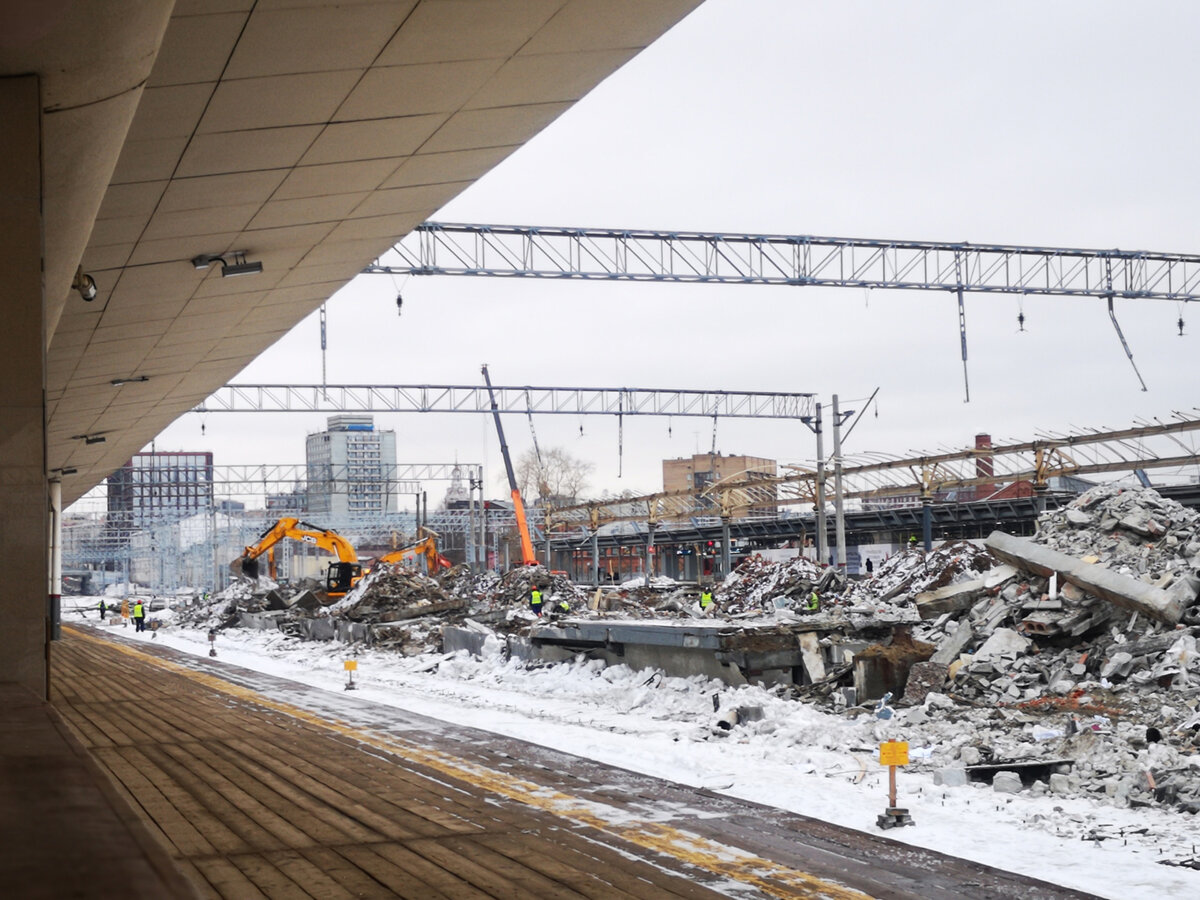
left=473, top=831, right=646, bottom=900
left=160, top=741, right=317, bottom=848
left=368, top=842, right=494, bottom=900
left=191, top=856, right=271, bottom=900
left=229, top=851, right=319, bottom=900
left=409, top=835, right=589, bottom=900
left=142, top=743, right=289, bottom=853
left=89, top=745, right=217, bottom=858
left=205, top=738, right=409, bottom=844
left=173, top=859, right=223, bottom=900
left=335, top=843, right=451, bottom=900
left=121, top=744, right=257, bottom=855
left=482, top=828, right=717, bottom=900
left=226, top=732, right=481, bottom=838
left=53, top=702, right=116, bottom=749
left=297, top=846, right=394, bottom=898
left=261, top=849, right=360, bottom=900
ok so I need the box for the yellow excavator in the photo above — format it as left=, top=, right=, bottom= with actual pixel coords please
left=371, top=529, right=453, bottom=575
left=231, top=517, right=363, bottom=597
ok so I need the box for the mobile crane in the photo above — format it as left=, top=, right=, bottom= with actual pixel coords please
left=231, top=517, right=363, bottom=597
left=481, top=364, right=538, bottom=566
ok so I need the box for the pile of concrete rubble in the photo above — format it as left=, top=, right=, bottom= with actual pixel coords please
left=169, top=480, right=1200, bottom=814
left=856, top=484, right=1200, bottom=814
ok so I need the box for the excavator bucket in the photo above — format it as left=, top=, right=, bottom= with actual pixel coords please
left=230, top=556, right=259, bottom=581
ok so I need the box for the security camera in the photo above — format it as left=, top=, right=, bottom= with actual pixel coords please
left=73, top=267, right=97, bottom=301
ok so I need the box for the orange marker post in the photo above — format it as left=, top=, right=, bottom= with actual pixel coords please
left=344, top=659, right=358, bottom=691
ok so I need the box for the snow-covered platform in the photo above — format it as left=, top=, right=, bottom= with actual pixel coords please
left=42, top=625, right=1097, bottom=899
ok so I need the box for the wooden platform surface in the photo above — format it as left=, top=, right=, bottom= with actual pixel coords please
left=45, top=628, right=1099, bottom=900
left=48, top=630, right=768, bottom=899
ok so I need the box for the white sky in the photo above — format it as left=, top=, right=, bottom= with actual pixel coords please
left=151, top=0, right=1200, bottom=502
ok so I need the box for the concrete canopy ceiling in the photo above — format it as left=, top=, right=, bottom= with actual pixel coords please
left=10, top=0, right=702, bottom=506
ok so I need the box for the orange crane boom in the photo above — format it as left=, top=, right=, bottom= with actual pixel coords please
left=482, top=364, right=537, bottom=566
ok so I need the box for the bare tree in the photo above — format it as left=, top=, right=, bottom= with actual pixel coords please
left=515, top=446, right=594, bottom=504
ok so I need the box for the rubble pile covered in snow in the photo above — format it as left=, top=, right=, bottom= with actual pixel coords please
left=876, top=485, right=1200, bottom=814
left=323, top=565, right=460, bottom=622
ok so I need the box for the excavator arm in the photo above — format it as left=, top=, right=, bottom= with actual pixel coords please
left=232, top=517, right=362, bottom=596
left=374, top=530, right=452, bottom=575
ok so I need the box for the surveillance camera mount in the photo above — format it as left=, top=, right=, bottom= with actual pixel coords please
left=191, top=250, right=263, bottom=278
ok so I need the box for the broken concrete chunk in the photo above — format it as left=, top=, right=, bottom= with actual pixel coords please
left=930, top=621, right=975, bottom=666
left=973, top=627, right=1031, bottom=662
left=915, top=579, right=986, bottom=619
left=1100, top=651, right=1135, bottom=679
left=985, top=531, right=1186, bottom=625
left=1049, top=773, right=1073, bottom=794
left=993, top=771, right=1023, bottom=794
left=934, top=767, right=968, bottom=787
left=1065, top=509, right=1092, bottom=527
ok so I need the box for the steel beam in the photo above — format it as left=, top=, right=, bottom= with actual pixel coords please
left=193, top=383, right=814, bottom=420
left=368, top=222, right=1200, bottom=302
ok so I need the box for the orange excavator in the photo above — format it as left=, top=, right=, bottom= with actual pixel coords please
left=482, top=364, right=537, bottom=566
left=372, top=529, right=453, bottom=575
left=231, top=517, right=363, bottom=597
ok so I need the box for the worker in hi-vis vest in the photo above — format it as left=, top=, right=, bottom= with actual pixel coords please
left=530, top=587, right=544, bottom=616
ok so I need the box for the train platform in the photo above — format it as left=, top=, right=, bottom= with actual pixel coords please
left=9, top=626, right=1097, bottom=899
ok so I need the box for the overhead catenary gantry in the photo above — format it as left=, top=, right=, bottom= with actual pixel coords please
left=193, top=383, right=814, bottom=419
left=190, top=380, right=826, bottom=573
left=367, top=222, right=1200, bottom=396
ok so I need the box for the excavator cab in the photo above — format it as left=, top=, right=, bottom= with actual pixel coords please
left=326, top=561, right=362, bottom=595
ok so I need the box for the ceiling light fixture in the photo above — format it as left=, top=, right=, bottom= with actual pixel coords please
left=191, top=250, right=263, bottom=278
left=51, top=467, right=78, bottom=476
left=110, top=375, right=150, bottom=386
left=72, top=433, right=106, bottom=445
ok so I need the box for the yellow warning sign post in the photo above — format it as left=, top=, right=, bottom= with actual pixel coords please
left=876, top=741, right=914, bottom=829
left=344, top=659, right=358, bottom=691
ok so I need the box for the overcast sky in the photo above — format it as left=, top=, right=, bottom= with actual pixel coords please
left=148, top=0, right=1200, bottom=505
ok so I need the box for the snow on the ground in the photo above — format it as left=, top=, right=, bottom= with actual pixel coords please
left=67, top=601, right=1200, bottom=899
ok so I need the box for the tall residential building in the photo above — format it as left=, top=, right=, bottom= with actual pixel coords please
left=306, top=415, right=397, bottom=518
left=106, top=452, right=214, bottom=531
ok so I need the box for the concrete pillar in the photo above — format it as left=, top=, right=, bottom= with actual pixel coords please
left=0, top=76, right=50, bottom=697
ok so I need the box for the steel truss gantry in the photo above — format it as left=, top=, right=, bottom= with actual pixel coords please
left=193, top=384, right=814, bottom=419
left=369, top=222, right=1200, bottom=301
left=546, top=412, right=1200, bottom=529
left=367, top=222, right=1200, bottom=396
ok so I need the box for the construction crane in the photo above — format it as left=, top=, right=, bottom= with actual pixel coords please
left=481, top=365, right=537, bottom=566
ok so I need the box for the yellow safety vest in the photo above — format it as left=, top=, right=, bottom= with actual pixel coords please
left=700, top=592, right=713, bottom=608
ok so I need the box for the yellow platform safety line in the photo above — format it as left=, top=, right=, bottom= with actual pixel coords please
left=71, top=629, right=871, bottom=900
